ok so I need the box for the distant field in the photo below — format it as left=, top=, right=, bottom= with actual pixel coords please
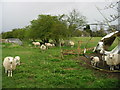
left=2, top=37, right=120, bottom=88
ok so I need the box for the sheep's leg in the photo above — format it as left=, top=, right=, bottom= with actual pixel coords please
left=94, top=63, right=96, bottom=67
left=10, top=71, right=12, bottom=77
left=110, top=66, right=114, bottom=71
left=8, top=70, right=10, bottom=77
left=5, top=68, right=7, bottom=73
left=96, top=62, right=98, bottom=67
left=91, top=61, right=93, bottom=66
left=115, top=65, right=119, bottom=69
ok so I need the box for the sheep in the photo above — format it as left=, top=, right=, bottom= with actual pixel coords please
left=95, top=41, right=104, bottom=52
left=104, top=53, right=120, bottom=70
left=45, top=43, right=55, bottom=49
left=14, top=56, right=20, bottom=65
left=69, top=41, right=75, bottom=48
left=90, top=56, right=100, bottom=67
left=32, top=42, right=40, bottom=47
left=3, top=56, right=16, bottom=77
left=40, top=44, right=47, bottom=50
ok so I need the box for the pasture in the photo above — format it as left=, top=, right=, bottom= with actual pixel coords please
left=2, top=37, right=120, bottom=88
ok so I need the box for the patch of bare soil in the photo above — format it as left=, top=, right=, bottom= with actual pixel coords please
left=75, top=53, right=120, bottom=79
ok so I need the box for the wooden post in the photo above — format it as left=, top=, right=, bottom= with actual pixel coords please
left=77, top=41, right=81, bottom=58
left=60, top=40, right=64, bottom=59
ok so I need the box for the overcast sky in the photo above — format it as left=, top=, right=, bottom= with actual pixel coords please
left=1, top=0, right=118, bottom=32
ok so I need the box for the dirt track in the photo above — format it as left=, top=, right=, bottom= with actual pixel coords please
left=76, top=53, right=120, bottom=79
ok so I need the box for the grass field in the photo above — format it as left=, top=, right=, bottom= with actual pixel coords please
left=2, top=37, right=120, bottom=88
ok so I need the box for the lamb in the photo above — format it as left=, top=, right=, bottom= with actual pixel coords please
left=14, top=56, right=20, bottom=65
left=32, top=42, right=40, bottom=47
left=40, top=44, right=47, bottom=50
left=90, top=56, right=100, bottom=67
left=104, top=53, right=120, bottom=70
left=3, top=56, right=16, bottom=77
left=69, top=41, right=75, bottom=48
left=45, top=43, right=55, bottom=48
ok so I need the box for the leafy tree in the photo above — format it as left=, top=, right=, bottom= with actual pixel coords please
left=84, top=25, right=92, bottom=36
left=2, top=31, right=13, bottom=39
left=50, top=21, right=68, bottom=46
left=66, top=9, right=87, bottom=37
left=28, top=15, right=68, bottom=45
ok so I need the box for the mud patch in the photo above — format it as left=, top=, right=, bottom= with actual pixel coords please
left=76, top=53, right=120, bottom=79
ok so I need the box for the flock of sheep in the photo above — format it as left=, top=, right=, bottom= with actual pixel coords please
left=3, top=39, right=119, bottom=78
left=32, top=40, right=75, bottom=50
left=3, top=40, right=75, bottom=77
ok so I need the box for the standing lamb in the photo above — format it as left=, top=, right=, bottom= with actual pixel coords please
left=69, top=41, right=75, bottom=48
left=104, top=53, right=120, bottom=70
left=14, top=56, right=21, bottom=65
left=40, top=44, right=47, bottom=50
left=3, top=57, right=16, bottom=77
left=90, top=56, right=100, bottom=67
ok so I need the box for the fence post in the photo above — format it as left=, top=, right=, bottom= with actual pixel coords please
left=60, top=40, right=64, bottom=59
left=77, top=41, right=81, bottom=58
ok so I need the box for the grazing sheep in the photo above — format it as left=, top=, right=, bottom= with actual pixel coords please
left=51, top=43, right=55, bottom=47
left=14, top=56, right=20, bottom=65
left=45, top=43, right=55, bottom=48
left=60, top=41, right=65, bottom=46
left=40, top=44, right=47, bottom=50
left=3, top=56, right=16, bottom=77
left=90, top=56, right=100, bottom=67
left=104, top=53, right=120, bottom=70
left=69, top=41, right=75, bottom=48
left=32, top=42, right=40, bottom=47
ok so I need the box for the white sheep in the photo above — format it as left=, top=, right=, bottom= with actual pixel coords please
left=32, top=42, right=40, bottom=47
left=69, top=41, right=75, bottom=48
left=104, top=53, right=120, bottom=70
left=95, top=41, right=104, bottom=52
left=14, top=56, right=20, bottom=65
left=3, top=57, right=16, bottom=77
left=45, top=43, right=55, bottom=48
left=40, top=44, right=47, bottom=50
left=90, top=56, right=100, bottom=67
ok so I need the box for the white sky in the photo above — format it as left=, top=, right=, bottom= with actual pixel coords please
left=0, top=0, right=118, bottom=32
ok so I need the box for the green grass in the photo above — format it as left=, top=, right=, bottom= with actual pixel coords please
left=2, top=37, right=120, bottom=88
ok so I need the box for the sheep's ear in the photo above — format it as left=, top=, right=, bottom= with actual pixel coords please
left=8, top=58, right=10, bottom=60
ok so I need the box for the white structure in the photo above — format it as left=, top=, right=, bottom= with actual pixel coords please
left=94, top=31, right=120, bottom=55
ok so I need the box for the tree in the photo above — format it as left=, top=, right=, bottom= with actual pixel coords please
left=50, top=21, right=68, bottom=46
left=2, top=31, right=13, bottom=39
left=84, top=25, right=93, bottom=36
left=96, top=1, right=119, bottom=31
left=28, top=14, right=69, bottom=45
left=66, top=9, right=87, bottom=37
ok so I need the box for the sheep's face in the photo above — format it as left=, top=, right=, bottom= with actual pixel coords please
left=109, top=54, right=114, bottom=59
left=32, top=42, right=35, bottom=44
left=14, top=56, right=20, bottom=65
left=96, top=41, right=104, bottom=51
left=8, top=57, right=14, bottom=64
left=90, top=56, right=94, bottom=60
left=16, top=59, right=20, bottom=65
